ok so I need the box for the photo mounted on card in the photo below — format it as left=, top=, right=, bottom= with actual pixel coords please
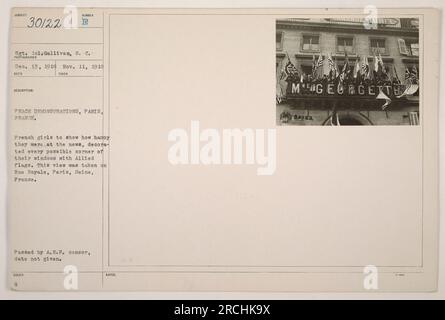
left=8, top=8, right=439, bottom=292
left=276, top=17, right=420, bottom=126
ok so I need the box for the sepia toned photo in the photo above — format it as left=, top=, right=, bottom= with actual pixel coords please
left=5, top=7, right=440, bottom=294
left=276, top=18, right=420, bottom=126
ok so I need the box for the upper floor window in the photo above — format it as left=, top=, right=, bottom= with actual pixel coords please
left=337, top=36, right=354, bottom=54
left=398, top=38, right=419, bottom=56
left=302, top=34, right=320, bottom=52
left=276, top=32, right=283, bottom=51
left=400, top=18, right=419, bottom=29
left=370, top=38, right=387, bottom=55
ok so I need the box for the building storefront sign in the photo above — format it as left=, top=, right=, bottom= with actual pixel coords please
left=286, top=81, right=406, bottom=98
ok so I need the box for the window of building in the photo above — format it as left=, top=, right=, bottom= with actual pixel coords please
left=300, top=65, right=312, bottom=76
left=400, top=18, right=419, bottom=29
left=302, top=34, right=320, bottom=52
left=276, top=32, right=283, bottom=51
left=337, top=36, right=354, bottom=54
left=409, top=112, right=419, bottom=125
left=398, top=38, right=419, bottom=56
left=370, top=38, right=387, bottom=55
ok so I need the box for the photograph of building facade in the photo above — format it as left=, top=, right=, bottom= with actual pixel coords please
left=276, top=18, right=420, bottom=126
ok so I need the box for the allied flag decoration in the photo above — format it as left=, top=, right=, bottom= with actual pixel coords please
left=378, top=52, right=384, bottom=69
left=337, top=51, right=349, bottom=92
left=279, top=68, right=287, bottom=80
left=285, top=59, right=299, bottom=76
left=397, top=66, right=419, bottom=98
left=361, top=56, right=370, bottom=79
left=313, top=54, right=324, bottom=79
left=276, top=82, right=285, bottom=104
left=353, top=59, right=361, bottom=84
left=341, top=51, right=349, bottom=74
left=376, top=87, right=392, bottom=110
left=405, top=67, right=411, bottom=81
left=276, top=53, right=299, bottom=103
left=396, top=82, right=419, bottom=98
left=353, top=60, right=359, bottom=78
left=327, top=54, right=334, bottom=69
left=281, top=51, right=299, bottom=78
left=327, top=53, right=337, bottom=79
left=411, top=65, right=418, bottom=80
left=316, top=54, right=324, bottom=68
left=311, top=54, right=316, bottom=77
left=393, top=65, right=401, bottom=83
left=275, top=49, right=419, bottom=103
left=334, top=57, right=340, bottom=78
left=373, top=53, right=379, bottom=75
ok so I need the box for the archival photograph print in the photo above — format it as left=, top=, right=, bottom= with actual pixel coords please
left=276, top=17, right=420, bottom=126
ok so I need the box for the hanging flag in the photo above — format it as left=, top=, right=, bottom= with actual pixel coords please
left=393, top=65, right=400, bottom=83
left=311, top=54, right=316, bottom=77
left=341, top=40, right=350, bottom=75
left=361, top=55, right=370, bottom=79
left=396, top=81, right=419, bottom=98
left=276, top=81, right=285, bottom=104
left=374, top=42, right=384, bottom=78
left=284, top=52, right=299, bottom=77
left=378, top=52, right=387, bottom=79
left=397, top=67, right=419, bottom=98
left=279, top=60, right=287, bottom=80
left=285, top=60, right=298, bottom=76
left=367, top=55, right=374, bottom=81
left=316, top=54, right=324, bottom=68
left=353, top=60, right=361, bottom=84
left=279, top=68, right=287, bottom=80
left=341, top=50, right=349, bottom=74
left=373, top=53, right=379, bottom=74
left=334, top=57, right=340, bottom=79
left=337, top=51, right=349, bottom=92
left=353, top=60, right=360, bottom=78
left=314, top=54, right=324, bottom=79
left=327, top=53, right=335, bottom=79
left=378, top=52, right=384, bottom=68
left=411, top=65, right=418, bottom=80
left=376, top=88, right=392, bottom=110
left=327, top=53, right=334, bottom=70
left=404, top=67, right=411, bottom=81
left=277, top=58, right=288, bottom=103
